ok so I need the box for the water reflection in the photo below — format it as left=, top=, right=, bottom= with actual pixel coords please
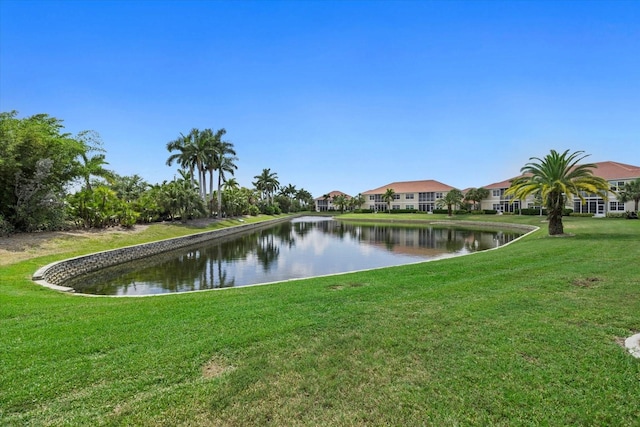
left=68, top=217, right=522, bottom=295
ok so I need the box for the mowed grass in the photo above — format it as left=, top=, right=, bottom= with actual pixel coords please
left=1, top=215, right=639, bottom=426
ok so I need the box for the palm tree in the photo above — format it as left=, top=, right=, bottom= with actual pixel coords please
left=223, top=177, right=239, bottom=192
left=382, top=188, right=396, bottom=212
left=78, top=152, right=114, bottom=191
left=349, top=193, right=365, bottom=211
left=332, top=194, right=348, bottom=213
left=252, top=168, right=280, bottom=204
left=166, top=131, right=198, bottom=196
left=617, top=178, right=640, bottom=212
left=464, top=187, right=489, bottom=211
left=436, top=189, right=464, bottom=216
left=505, top=149, right=610, bottom=235
left=75, top=130, right=114, bottom=191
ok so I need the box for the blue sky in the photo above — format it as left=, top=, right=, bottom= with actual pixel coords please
left=1, top=0, right=638, bottom=198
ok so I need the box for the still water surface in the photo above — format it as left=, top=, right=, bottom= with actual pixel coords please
left=69, top=217, right=522, bottom=295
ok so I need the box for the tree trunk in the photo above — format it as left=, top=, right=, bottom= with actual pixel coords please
left=548, top=212, right=564, bottom=235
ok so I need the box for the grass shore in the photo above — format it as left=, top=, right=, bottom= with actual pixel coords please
left=1, top=214, right=639, bottom=426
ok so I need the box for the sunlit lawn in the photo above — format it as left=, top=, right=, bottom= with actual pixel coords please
left=1, top=214, right=639, bottom=425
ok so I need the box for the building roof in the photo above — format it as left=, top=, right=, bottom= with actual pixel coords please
left=482, top=161, right=640, bottom=190
left=483, top=175, right=527, bottom=190
left=362, top=179, right=455, bottom=195
left=590, top=161, right=640, bottom=180
left=314, top=190, right=351, bottom=201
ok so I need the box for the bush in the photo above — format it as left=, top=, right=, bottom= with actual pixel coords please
left=483, top=209, right=497, bottom=214
left=0, top=214, right=14, bottom=236
left=248, top=205, right=260, bottom=216
left=520, top=208, right=546, bottom=216
left=389, top=209, right=418, bottom=214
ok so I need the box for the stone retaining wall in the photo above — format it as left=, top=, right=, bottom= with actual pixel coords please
left=33, top=217, right=292, bottom=292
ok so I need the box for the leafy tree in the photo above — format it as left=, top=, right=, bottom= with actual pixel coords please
left=14, top=159, right=67, bottom=231
left=436, top=189, right=464, bottom=216
left=505, top=149, right=609, bottom=235
left=295, top=188, right=314, bottom=211
left=382, top=188, right=396, bottom=212
left=110, top=174, right=149, bottom=203
left=617, top=178, right=640, bottom=212
left=0, top=111, right=86, bottom=230
left=464, top=187, right=489, bottom=211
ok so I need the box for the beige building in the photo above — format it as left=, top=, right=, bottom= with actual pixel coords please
left=480, top=161, right=640, bottom=215
left=314, top=191, right=351, bottom=212
left=361, top=180, right=455, bottom=212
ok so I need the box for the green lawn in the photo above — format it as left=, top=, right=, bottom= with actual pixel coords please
left=1, top=215, right=639, bottom=426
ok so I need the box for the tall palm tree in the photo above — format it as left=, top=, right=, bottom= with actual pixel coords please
left=505, top=149, right=610, bottom=235
left=166, top=131, right=198, bottom=196
left=201, top=128, right=238, bottom=216
left=617, top=178, right=640, bottom=212
left=382, top=188, right=396, bottom=212
left=436, top=189, right=464, bottom=216
left=253, top=168, right=279, bottom=204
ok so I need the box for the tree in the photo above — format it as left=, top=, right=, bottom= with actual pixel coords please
left=617, top=178, right=640, bottom=212
left=332, top=194, right=349, bottom=213
left=505, top=149, right=610, bottom=235
left=213, top=142, right=238, bottom=216
left=253, top=168, right=280, bottom=204
left=75, top=130, right=114, bottom=191
left=166, top=131, right=198, bottom=194
left=0, top=111, right=86, bottom=231
left=350, top=193, right=366, bottom=211
left=295, top=188, right=313, bottom=211
left=464, top=187, right=489, bottom=211
left=436, top=189, right=464, bottom=216
left=166, top=128, right=209, bottom=202
left=382, top=188, right=396, bottom=212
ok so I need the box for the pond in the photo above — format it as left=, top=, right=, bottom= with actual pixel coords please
left=67, top=217, right=524, bottom=296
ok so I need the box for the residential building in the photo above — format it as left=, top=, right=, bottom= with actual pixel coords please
left=314, top=191, right=351, bottom=212
left=361, top=180, right=455, bottom=212
left=480, top=161, right=640, bottom=214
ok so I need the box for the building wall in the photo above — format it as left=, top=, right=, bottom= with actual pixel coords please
left=480, top=177, right=639, bottom=214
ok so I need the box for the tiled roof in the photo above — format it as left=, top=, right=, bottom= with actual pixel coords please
left=362, top=180, right=455, bottom=195
left=314, top=190, right=351, bottom=201
left=482, top=161, right=640, bottom=189
left=483, top=175, right=527, bottom=190
left=590, top=161, right=640, bottom=180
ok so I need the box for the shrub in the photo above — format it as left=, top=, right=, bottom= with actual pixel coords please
left=389, top=209, right=418, bottom=214
left=0, top=214, right=14, bottom=236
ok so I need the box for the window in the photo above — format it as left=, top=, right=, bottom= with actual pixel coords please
left=392, top=205, right=400, bottom=210
left=406, top=205, right=414, bottom=210
left=405, top=193, right=414, bottom=200
left=610, top=201, right=625, bottom=211
left=435, top=192, right=443, bottom=199
left=369, top=195, right=375, bottom=200
left=610, top=181, right=625, bottom=191
left=492, top=189, right=501, bottom=197
left=393, top=194, right=400, bottom=200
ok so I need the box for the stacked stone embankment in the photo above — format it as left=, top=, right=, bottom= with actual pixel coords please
left=33, top=217, right=292, bottom=292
